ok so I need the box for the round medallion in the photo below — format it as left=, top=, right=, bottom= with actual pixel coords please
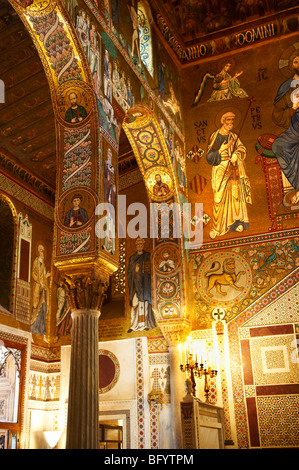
left=196, top=251, right=252, bottom=306
left=56, top=82, right=92, bottom=126
left=144, top=147, right=160, bottom=163
left=99, top=349, right=120, bottom=394
left=159, top=280, right=177, bottom=299
left=160, top=302, right=179, bottom=319
left=146, top=167, right=173, bottom=201
left=137, top=130, right=154, bottom=145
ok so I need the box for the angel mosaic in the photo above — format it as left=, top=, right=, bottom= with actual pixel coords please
left=192, top=62, right=248, bottom=106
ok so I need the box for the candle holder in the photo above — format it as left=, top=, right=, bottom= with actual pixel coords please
left=197, top=364, right=218, bottom=403
left=179, top=342, right=217, bottom=403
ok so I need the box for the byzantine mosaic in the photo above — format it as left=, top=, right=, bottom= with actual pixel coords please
left=257, top=395, right=299, bottom=447
left=241, top=282, right=299, bottom=327
left=30, top=344, right=60, bottom=362
left=147, top=337, right=170, bottom=410
left=192, top=238, right=299, bottom=329
left=119, top=169, right=143, bottom=191
left=227, top=266, right=299, bottom=448
left=0, top=174, right=54, bottom=220
left=250, top=334, right=299, bottom=386
left=147, top=336, right=168, bottom=354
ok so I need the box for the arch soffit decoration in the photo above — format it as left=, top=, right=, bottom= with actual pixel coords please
left=7, top=0, right=190, bottom=336
left=7, top=0, right=117, bottom=280
left=122, top=105, right=190, bottom=336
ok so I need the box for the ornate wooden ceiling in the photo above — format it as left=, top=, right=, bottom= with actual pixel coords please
left=0, top=0, right=56, bottom=189
left=151, top=0, right=299, bottom=64
left=153, top=0, right=298, bottom=45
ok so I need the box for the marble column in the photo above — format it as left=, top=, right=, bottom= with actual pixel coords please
left=63, top=270, right=108, bottom=449
left=159, top=319, right=191, bottom=449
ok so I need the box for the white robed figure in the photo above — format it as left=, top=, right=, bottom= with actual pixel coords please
left=206, top=112, right=252, bottom=239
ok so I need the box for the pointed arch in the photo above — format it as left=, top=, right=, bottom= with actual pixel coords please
left=0, top=194, right=18, bottom=314
left=8, top=0, right=118, bottom=276
left=122, top=104, right=190, bottom=336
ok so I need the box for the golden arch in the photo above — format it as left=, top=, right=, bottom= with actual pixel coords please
left=122, top=105, right=190, bottom=334
left=8, top=0, right=117, bottom=278
left=7, top=0, right=190, bottom=337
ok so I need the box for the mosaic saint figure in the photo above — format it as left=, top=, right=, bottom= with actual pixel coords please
left=103, top=148, right=116, bottom=254
left=31, top=245, right=51, bottom=340
left=206, top=112, right=252, bottom=239
left=104, top=148, right=116, bottom=209
left=76, top=9, right=89, bottom=56
left=153, top=174, right=170, bottom=198
left=272, top=55, right=299, bottom=129
left=64, top=194, right=89, bottom=228
left=128, top=0, right=141, bottom=65
left=88, top=23, right=101, bottom=97
left=272, top=55, right=299, bottom=204
left=175, top=143, right=186, bottom=189
left=127, top=237, right=156, bottom=332
left=112, top=61, right=121, bottom=101
left=103, top=49, right=111, bottom=100
left=65, top=92, right=87, bottom=123
left=53, top=281, right=71, bottom=343
left=208, top=63, right=248, bottom=102
left=163, top=81, right=182, bottom=120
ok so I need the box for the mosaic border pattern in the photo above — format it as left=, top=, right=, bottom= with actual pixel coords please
left=228, top=268, right=299, bottom=448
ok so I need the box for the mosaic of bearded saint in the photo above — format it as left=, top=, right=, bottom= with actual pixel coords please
left=206, top=111, right=252, bottom=239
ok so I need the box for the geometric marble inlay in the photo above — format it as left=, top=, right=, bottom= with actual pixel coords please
left=257, top=395, right=299, bottom=448
left=261, top=345, right=289, bottom=373
left=251, top=335, right=299, bottom=385
left=244, top=283, right=299, bottom=327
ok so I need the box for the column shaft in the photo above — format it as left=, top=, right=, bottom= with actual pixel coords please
left=169, top=345, right=185, bottom=449
left=66, top=309, right=100, bottom=449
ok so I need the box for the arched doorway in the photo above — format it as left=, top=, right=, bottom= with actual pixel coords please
left=0, top=195, right=18, bottom=313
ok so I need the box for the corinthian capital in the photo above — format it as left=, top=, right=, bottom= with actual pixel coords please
left=158, top=318, right=191, bottom=347
left=62, top=270, right=109, bottom=311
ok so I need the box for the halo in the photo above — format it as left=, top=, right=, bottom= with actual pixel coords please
left=214, top=106, right=243, bottom=130
left=35, top=242, right=47, bottom=260
left=278, top=43, right=299, bottom=78
left=217, top=57, right=236, bottom=73
left=66, top=88, right=83, bottom=106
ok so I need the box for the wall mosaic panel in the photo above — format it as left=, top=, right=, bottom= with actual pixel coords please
left=191, top=237, right=299, bottom=329
left=228, top=278, right=299, bottom=448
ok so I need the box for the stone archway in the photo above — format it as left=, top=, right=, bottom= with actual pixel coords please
left=122, top=104, right=191, bottom=448
left=8, top=0, right=118, bottom=277
left=8, top=0, right=118, bottom=449
left=0, top=194, right=18, bottom=313
left=122, top=104, right=190, bottom=335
